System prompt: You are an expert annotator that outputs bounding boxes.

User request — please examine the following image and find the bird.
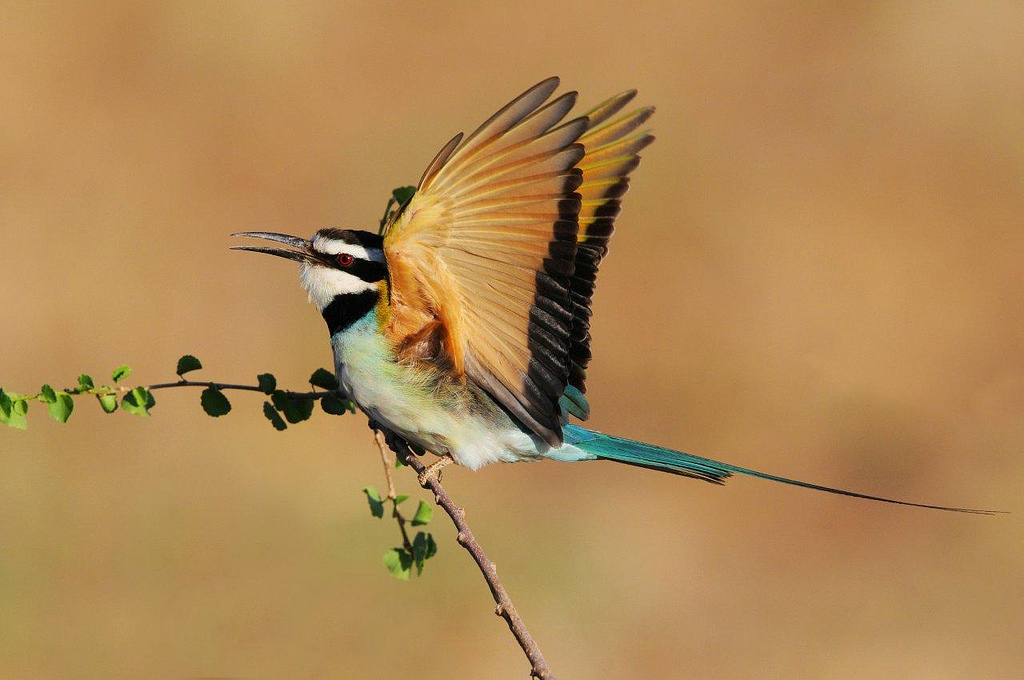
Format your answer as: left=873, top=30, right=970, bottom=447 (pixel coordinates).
left=233, top=77, right=994, bottom=515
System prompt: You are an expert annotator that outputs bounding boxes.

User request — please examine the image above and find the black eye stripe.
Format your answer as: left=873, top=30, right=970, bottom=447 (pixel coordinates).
left=337, top=257, right=387, bottom=283
left=310, top=229, right=387, bottom=282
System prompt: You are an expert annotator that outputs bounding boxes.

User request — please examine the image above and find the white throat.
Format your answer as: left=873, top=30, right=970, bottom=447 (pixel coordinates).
left=299, top=262, right=377, bottom=310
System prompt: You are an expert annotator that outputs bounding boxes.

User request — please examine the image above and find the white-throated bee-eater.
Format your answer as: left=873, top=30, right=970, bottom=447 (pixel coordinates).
left=234, top=77, right=993, bottom=514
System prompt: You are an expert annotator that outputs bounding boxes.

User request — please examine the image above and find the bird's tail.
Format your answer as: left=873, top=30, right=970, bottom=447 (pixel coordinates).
left=562, top=425, right=999, bottom=515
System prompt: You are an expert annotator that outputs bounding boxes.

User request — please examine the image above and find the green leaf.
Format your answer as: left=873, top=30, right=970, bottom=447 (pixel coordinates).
left=383, top=547, right=413, bottom=580
left=4, top=396, right=28, bottom=429
left=47, top=391, right=74, bottom=423
left=362, top=487, right=384, bottom=518
left=262, top=401, right=287, bottom=431
left=309, top=368, right=337, bottom=390
left=122, top=386, right=155, bottom=416
left=394, top=494, right=409, bottom=505
left=0, top=389, right=10, bottom=425
left=6, top=409, right=28, bottom=429
left=320, top=393, right=351, bottom=416
left=287, top=398, right=315, bottom=424
left=77, top=374, right=94, bottom=391
left=411, top=500, right=433, bottom=526
left=412, top=532, right=427, bottom=575
left=97, top=393, right=119, bottom=413
left=1, top=391, right=28, bottom=429
left=412, top=531, right=438, bottom=575
left=111, top=365, right=132, bottom=383
left=392, top=185, right=416, bottom=205
left=271, top=391, right=314, bottom=424
left=176, top=354, right=202, bottom=377
left=257, top=373, right=277, bottom=394
left=200, top=387, right=231, bottom=417
left=39, top=384, right=57, bottom=403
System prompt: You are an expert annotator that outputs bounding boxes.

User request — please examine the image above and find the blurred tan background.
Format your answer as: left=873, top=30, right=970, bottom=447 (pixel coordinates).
left=1, top=2, right=1022, bottom=678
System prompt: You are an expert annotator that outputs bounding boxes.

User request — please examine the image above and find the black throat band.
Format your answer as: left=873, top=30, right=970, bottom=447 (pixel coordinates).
left=322, top=290, right=379, bottom=336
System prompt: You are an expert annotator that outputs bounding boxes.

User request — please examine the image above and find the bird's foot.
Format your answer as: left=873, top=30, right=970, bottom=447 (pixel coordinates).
left=417, top=454, right=454, bottom=487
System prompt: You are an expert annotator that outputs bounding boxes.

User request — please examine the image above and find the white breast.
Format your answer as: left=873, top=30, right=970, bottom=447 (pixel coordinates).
left=331, top=313, right=544, bottom=469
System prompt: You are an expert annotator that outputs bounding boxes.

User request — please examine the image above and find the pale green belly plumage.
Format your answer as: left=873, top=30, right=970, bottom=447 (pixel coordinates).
left=331, top=312, right=579, bottom=469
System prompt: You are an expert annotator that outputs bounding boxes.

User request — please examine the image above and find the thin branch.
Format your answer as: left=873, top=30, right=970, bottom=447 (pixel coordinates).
left=146, top=380, right=330, bottom=400
left=381, top=435, right=556, bottom=680
left=19, top=369, right=551, bottom=676
left=61, top=379, right=333, bottom=401
left=373, top=431, right=415, bottom=552
left=373, top=430, right=398, bottom=500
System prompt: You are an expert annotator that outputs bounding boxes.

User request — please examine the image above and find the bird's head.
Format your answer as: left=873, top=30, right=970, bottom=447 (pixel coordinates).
left=232, top=228, right=387, bottom=334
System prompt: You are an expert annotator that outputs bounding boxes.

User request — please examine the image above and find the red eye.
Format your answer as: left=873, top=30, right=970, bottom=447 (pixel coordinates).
left=337, top=253, right=354, bottom=267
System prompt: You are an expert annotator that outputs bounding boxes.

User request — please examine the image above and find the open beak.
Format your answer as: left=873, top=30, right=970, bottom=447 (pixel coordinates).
left=230, top=231, right=318, bottom=264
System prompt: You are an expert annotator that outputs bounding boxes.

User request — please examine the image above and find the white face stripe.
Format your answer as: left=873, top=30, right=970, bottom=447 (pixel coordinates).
left=311, top=235, right=385, bottom=262
left=299, top=262, right=377, bottom=310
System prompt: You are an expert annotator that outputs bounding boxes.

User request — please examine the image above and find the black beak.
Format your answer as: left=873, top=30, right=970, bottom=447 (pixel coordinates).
left=230, top=231, right=318, bottom=264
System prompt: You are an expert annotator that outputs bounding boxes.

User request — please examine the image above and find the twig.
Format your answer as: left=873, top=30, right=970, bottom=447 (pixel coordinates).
left=373, top=430, right=398, bottom=500
left=381, top=435, right=556, bottom=680
left=12, top=366, right=553, bottom=676
left=372, top=431, right=416, bottom=552
left=62, top=379, right=332, bottom=401
left=146, top=380, right=330, bottom=400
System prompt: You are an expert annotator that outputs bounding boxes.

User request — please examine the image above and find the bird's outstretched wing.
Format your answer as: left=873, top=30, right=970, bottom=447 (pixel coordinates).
left=382, top=77, right=653, bottom=445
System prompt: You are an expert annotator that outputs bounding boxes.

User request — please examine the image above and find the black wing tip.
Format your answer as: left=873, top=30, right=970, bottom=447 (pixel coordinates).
left=637, top=132, right=656, bottom=150
left=635, top=106, right=656, bottom=125
left=525, top=76, right=561, bottom=100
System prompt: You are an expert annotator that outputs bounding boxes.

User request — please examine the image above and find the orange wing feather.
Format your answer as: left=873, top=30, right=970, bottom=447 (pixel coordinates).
left=382, top=78, right=654, bottom=444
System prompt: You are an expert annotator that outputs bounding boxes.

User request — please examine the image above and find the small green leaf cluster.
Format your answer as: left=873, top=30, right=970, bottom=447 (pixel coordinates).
left=378, top=185, right=417, bottom=233
left=181, top=356, right=354, bottom=429
left=4, top=353, right=430, bottom=582
left=2, top=355, right=356, bottom=431
left=362, top=487, right=438, bottom=579
left=1, top=365, right=152, bottom=429
left=260, top=367, right=354, bottom=431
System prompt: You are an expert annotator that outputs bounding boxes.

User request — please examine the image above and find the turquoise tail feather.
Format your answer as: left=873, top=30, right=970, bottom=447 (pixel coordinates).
left=559, top=385, right=590, bottom=421
left=562, top=425, right=998, bottom=515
